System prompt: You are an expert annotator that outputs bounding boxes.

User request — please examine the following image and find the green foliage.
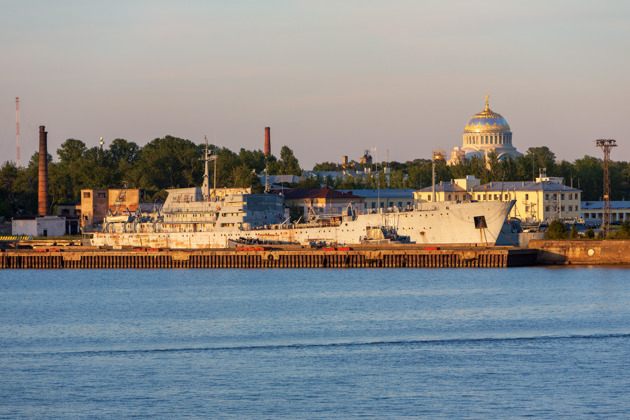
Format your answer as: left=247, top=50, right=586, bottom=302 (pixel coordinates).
left=569, top=225, right=579, bottom=239
left=545, top=220, right=568, bottom=240
left=268, top=146, right=301, bottom=175
left=288, top=203, right=303, bottom=222
left=585, top=228, right=595, bottom=239
left=609, top=222, right=630, bottom=239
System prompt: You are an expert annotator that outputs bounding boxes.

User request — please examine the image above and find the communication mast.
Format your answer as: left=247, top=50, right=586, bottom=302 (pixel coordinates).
left=595, top=139, right=617, bottom=236
left=15, top=97, right=20, bottom=167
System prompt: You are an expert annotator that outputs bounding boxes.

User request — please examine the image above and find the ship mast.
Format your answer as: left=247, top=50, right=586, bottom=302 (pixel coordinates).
left=201, top=136, right=218, bottom=199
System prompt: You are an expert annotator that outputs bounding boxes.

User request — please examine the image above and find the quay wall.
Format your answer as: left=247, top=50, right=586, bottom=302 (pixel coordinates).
left=530, top=239, right=630, bottom=265
left=0, top=247, right=537, bottom=269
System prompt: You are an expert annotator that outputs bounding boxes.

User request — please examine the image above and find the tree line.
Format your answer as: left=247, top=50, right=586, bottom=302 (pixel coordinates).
left=0, top=135, right=627, bottom=219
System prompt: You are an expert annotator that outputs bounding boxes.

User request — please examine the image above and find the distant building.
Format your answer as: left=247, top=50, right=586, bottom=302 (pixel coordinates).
left=341, top=189, right=416, bottom=212
left=81, top=188, right=157, bottom=232
left=413, top=175, right=481, bottom=203
left=56, top=201, right=81, bottom=235
left=276, top=187, right=364, bottom=220
left=415, top=174, right=581, bottom=223
left=581, top=201, right=630, bottom=224
left=448, top=95, right=522, bottom=166
left=12, top=216, right=66, bottom=237
left=304, top=167, right=394, bottom=185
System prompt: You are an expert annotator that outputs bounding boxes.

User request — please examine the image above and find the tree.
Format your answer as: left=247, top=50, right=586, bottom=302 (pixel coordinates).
left=545, top=220, right=568, bottom=239
left=574, top=155, right=603, bottom=201
left=0, top=161, right=20, bottom=218
left=137, top=136, right=202, bottom=193
left=279, top=146, right=301, bottom=175
left=526, top=146, right=557, bottom=177
left=230, top=164, right=264, bottom=193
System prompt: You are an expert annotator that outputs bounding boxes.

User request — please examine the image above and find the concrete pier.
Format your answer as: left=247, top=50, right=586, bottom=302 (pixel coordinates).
left=0, top=246, right=537, bottom=269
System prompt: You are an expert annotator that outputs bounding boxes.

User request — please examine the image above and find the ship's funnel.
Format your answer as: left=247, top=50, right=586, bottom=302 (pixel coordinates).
left=38, top=125, right=49, bottom=216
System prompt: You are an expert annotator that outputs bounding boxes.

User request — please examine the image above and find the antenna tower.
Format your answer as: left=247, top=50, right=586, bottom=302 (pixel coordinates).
left=15, top=97, right=20, bottom=167
left=595, top=139, right=617, bottom=236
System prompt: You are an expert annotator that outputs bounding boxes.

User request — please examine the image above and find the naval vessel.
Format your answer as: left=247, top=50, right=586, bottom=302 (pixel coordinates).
left=91, top=146, right=514, bottom=249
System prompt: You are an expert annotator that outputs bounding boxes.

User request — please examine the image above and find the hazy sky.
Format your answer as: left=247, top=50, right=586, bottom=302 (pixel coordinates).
left=1, top=0, right=629, bottom=169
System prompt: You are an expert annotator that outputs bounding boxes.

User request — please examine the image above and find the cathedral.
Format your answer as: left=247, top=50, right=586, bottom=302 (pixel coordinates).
left=447, top=95, right=522, bottom=165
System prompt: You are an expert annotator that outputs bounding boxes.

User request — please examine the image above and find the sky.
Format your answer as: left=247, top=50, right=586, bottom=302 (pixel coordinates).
left=1, top=0, right=629, bottom=170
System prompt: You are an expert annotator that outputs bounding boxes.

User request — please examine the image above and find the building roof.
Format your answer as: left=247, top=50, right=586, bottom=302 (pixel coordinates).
left=582, top=201, right=630, bottom=210
left=464, top=95, right=511, bottom=134
left=339, top=189, right=416, bottom=199
left=417, top=183, right=468, bottom=193
left=472, top=181, right=581, bottom=193
left=276, top=188, right=363, bottom=200
left=258, top=174, right=304, bottom=184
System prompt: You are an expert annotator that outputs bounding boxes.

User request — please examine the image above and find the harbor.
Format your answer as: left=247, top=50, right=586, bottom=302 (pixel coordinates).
left=0, top=244, right=537, bottom=269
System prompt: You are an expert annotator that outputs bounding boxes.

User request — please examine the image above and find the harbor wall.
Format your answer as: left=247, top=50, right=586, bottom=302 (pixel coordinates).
left=530, top=239, right=630, bottom=265
left=0, top=247, right=537, bottom=269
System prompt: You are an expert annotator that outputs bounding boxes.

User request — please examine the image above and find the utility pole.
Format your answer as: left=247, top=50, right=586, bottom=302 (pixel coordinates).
left=15, top=97, right=20, bottom=167
left=595, top=139, right=617, bottom=236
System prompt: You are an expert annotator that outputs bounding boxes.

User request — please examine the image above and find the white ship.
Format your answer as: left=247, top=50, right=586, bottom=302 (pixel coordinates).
left=91, top=146, right=514, bottom=249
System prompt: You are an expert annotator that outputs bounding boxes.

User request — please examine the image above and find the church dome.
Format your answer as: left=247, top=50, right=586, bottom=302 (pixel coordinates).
left=464, top=95, right=511, bottom=133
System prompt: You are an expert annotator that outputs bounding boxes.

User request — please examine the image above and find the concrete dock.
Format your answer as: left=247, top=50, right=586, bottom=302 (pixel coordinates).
left=0, top=246, right=538, bottom=269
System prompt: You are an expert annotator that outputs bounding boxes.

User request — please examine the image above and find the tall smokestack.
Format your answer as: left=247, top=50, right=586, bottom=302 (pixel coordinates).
left=264, top=127, right=271, bottom=156
left=38, top=125, right=49, bottom=216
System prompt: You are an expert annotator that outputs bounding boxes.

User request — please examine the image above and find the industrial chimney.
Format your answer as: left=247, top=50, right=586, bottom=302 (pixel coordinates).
left=264, top=127, right=271, bottom=156
left=38, top=125, right=49, bottom=216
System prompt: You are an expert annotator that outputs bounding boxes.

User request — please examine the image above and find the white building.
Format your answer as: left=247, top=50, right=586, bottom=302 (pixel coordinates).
left=581, top=201, right=630, bottom=225
left=12, top=216, right=66, bottom=237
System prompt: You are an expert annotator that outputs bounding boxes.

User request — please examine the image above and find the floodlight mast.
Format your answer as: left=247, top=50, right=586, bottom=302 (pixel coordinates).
left=595, top=139, right=617, bottom=236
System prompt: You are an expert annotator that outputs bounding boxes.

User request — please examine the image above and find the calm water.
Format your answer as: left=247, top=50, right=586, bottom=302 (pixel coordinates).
left=1, top=267, right=630, bottom=419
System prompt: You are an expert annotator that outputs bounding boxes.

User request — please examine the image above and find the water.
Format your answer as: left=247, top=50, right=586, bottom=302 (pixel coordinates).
left=1, top=267, right=630, bottom=418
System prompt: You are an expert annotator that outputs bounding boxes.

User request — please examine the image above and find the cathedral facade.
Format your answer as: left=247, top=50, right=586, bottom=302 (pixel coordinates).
left=447, top=95, right=522, bottom=165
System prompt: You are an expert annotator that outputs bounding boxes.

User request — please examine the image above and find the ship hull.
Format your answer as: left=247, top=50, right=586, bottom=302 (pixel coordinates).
left=91, top=200, right=514, bottom=249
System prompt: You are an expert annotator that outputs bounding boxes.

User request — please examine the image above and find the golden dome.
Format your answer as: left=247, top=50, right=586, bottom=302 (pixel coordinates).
left=464, top=95, right=511, bottom=133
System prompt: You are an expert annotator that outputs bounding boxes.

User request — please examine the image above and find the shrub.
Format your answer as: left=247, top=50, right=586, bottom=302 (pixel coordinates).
left=545, top=220, right=568, bottom=240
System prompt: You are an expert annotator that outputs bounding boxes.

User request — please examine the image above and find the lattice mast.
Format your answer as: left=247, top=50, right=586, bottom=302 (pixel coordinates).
left=15, top=97, right=20, bottom=167
left=595, top=139, right=617, bottom=236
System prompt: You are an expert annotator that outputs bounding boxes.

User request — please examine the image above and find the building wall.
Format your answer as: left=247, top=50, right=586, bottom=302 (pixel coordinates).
left=284, top=197, right=365, bottom=219
left=81, top=188, right=143, bottom=232
left=12, top=217, right=66, bottom=237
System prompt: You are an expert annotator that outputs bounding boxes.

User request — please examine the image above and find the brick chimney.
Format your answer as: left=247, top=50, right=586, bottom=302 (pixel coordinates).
left=265, top=127, right=271, bottom=156
left=38, top=125, right=49, bottom=216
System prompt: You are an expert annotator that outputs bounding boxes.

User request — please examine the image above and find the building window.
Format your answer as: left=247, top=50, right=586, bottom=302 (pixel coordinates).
left=569, top=205, right=573, bottom=211
left=525, top=194, right=529, bottom=200
left=546, top=206, right=550, bottom=212
left=569, top=193, right=572, bottom=200
left=552, top=194, right=557, bottom=199
left=398, top=202, right=402, bottom=208
left=561, top=194, right=565, bottom=200
left=97, top=193, right=106, bottom=199
left=494, top=194, right=498, bottom=200
left=447, top=194, right=451, bottom=201
left=371, top=202, right=376, bottom=209
left=545, top=194, right=549, bottom=200
left=477, top=195, right=481, bottom=200
left=83, top=192, right=91, bottom=198
left=561, top=206, right=565, bottom=212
